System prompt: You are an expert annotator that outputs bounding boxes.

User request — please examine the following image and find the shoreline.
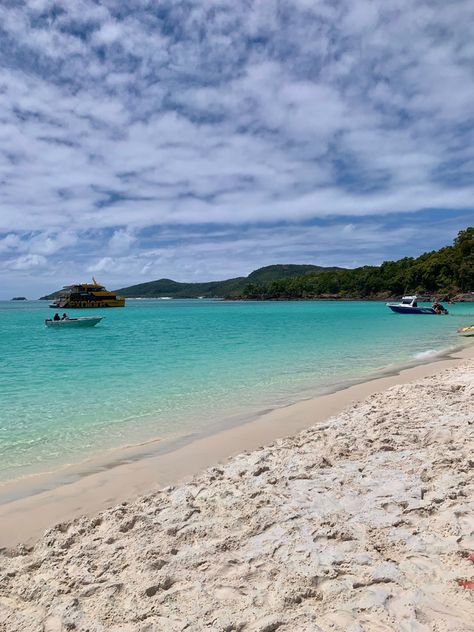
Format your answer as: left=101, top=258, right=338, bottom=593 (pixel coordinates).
left=2, top=347, right=473, bottom=630
left=0, top=339, right=467, bottom=501
left=0, top=339, right=464, bottom=499
left=0, top=341, right=473, bottom=547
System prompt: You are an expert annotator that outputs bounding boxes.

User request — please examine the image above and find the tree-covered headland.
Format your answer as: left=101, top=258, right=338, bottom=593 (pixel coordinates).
left=238, top=228, right=474, bottom=300
left=40, top=228, right=474, bottom=301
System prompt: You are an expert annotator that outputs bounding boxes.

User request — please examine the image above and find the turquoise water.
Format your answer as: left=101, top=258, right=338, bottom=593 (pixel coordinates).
left=0, top=299, right=473, bottom=484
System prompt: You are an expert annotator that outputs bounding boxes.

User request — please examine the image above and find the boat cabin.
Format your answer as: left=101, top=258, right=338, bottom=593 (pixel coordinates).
left=400, top=296, right=418, bottom=307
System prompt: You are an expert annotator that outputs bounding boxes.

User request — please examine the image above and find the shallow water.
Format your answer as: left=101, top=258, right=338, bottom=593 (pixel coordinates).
left=0, top=299, right=473, bottom=483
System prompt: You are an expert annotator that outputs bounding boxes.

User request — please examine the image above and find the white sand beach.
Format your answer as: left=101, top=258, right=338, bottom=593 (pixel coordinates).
left=1, top=353, right=473, bottom=631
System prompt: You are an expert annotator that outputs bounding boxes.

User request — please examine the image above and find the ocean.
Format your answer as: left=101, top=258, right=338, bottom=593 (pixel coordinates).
left=0, top=298, right=473, bottom=484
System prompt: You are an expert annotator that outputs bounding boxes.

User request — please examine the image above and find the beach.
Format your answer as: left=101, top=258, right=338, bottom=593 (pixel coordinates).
left=2, top=0, right=473, bottom=627
left=1, top=347, right=473, bottom=631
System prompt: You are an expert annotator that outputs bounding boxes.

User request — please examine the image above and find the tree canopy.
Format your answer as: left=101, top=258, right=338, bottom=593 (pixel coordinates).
left=237, top=228, right=474, bottom=300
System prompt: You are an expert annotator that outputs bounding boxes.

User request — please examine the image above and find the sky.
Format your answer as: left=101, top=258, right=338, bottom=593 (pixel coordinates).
left=0, top=0, right=473, bottom=298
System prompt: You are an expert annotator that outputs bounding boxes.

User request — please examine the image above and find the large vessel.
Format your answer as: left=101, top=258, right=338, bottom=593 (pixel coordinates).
left=50, top=278, right=125, bottom=309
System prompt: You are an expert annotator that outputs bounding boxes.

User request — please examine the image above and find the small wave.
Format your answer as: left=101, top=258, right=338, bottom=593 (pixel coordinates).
left=413, top=348, right=444, bottom=360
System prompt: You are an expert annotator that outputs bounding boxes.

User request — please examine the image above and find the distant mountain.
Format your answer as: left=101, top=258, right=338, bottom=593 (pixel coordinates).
left=247, top=264, right=344, bottom=283
left=114, top=276, right=246, bottom=299
left=39, top=230, right=474, bottom=301
left=114, top=265, right=340, bottom=298
left=39, top=290, right=61, bottom=300
left=40, top=264, right=341, bottom=300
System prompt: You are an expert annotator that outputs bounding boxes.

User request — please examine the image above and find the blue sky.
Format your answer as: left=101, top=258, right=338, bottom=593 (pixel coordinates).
left=0, top=0, right=473, bottom=297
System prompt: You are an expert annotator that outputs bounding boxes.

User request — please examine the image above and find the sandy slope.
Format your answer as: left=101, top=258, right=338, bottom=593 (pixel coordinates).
left=1, top=361, right=473, bottom=632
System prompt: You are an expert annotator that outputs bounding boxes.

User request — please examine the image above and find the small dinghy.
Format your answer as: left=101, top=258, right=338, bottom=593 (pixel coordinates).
left=458, top=325, right=474, bottom=337
left=45, top=316, right=103, bottom=328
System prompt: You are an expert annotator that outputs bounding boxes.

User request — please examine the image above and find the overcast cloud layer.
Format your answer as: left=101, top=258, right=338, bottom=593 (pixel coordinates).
left=0, top=0, right=473, bottom=297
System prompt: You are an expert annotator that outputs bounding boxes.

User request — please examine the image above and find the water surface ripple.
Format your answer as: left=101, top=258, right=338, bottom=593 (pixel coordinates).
left=0, top=299, right=472, bottom=482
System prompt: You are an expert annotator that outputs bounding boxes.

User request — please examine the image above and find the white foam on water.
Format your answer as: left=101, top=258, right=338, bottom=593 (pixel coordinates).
left=413, top=348, right=444, bottom=360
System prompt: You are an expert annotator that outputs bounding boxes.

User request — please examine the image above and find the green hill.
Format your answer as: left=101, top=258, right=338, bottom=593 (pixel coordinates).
left=40, top=229, right=473, bottom=301
left=40, top=290, right=61, bottom=300
left=238, top=228, right=474, bottom=300
left=39, top=264, right=336, bottom=300
left=114, top=264, right=335, bottom=298
left=247, top=264, right=343, bottom=283
left=114, top=276, right=245, bottom=299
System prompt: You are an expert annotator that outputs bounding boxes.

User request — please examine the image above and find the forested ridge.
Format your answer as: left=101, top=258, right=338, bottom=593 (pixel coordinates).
left=41, top=265, right=340, bottom=299
left=40, top=229, right=473, bottom=301
left=112, top=264, right=342, bottom=298
left=237, top=228, right=474, bottom=300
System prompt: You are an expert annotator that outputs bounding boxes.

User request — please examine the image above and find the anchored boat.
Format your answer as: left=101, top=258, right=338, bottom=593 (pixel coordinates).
left=45, top=316, right=103, bottom=328
left=386, top=296, right=437, bottom=314
left=50, top=277, right=125, bottom=309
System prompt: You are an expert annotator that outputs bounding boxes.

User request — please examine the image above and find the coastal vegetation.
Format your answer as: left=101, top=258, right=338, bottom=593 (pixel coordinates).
left=114, top=264, right=345, bottom=298
left=41, top=265, right=341, bottom=300
left=238, top=228, right=474, bottom=300
left=40, top=228, right=473, bottom=301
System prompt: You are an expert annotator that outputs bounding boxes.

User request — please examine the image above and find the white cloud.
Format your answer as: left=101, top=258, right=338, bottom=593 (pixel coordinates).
left=108, top=229, right=136, bottom=254
left=0, top=234, right=21, bottom=253
left=0, top=0, right=472, bottom=296
left=93, top=21, right=123, bottom=45
left=28, top=231, right=78, bottom=255
left=86, top=257, right=115, bottom=273
left=9, top=254, right=47, bottom=270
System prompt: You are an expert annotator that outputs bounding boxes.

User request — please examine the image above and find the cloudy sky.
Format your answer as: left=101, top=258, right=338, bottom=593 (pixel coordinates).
left=0, top=0, right=473, bottom=297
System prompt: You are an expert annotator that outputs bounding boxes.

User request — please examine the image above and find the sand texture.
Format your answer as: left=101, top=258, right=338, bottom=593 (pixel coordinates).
left=1, top=361, right=473, bottom=631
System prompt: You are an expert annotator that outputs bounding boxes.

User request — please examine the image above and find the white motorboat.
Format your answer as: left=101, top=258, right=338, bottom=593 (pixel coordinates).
left=45, top=316, right=103, bottom=328
left=386, top=296, right=437, bottom=314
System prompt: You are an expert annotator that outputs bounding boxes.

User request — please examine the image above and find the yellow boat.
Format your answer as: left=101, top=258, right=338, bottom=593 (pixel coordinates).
left=50, top=278, right=125, bottom=309
left=458, top=325, right=474, bottom=337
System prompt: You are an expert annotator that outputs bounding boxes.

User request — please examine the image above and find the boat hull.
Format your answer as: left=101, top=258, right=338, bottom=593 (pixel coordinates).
left=387, top=305, right=436, bottom=314
left=50, top=299, right=124, bottom=308
left=45, top=317, right=103, bottom=328
left=458, top=325, right=474, bottom=337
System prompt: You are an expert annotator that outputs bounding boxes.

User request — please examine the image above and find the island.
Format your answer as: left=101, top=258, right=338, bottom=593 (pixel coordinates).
left=40, top=228, right=473, bottom=302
